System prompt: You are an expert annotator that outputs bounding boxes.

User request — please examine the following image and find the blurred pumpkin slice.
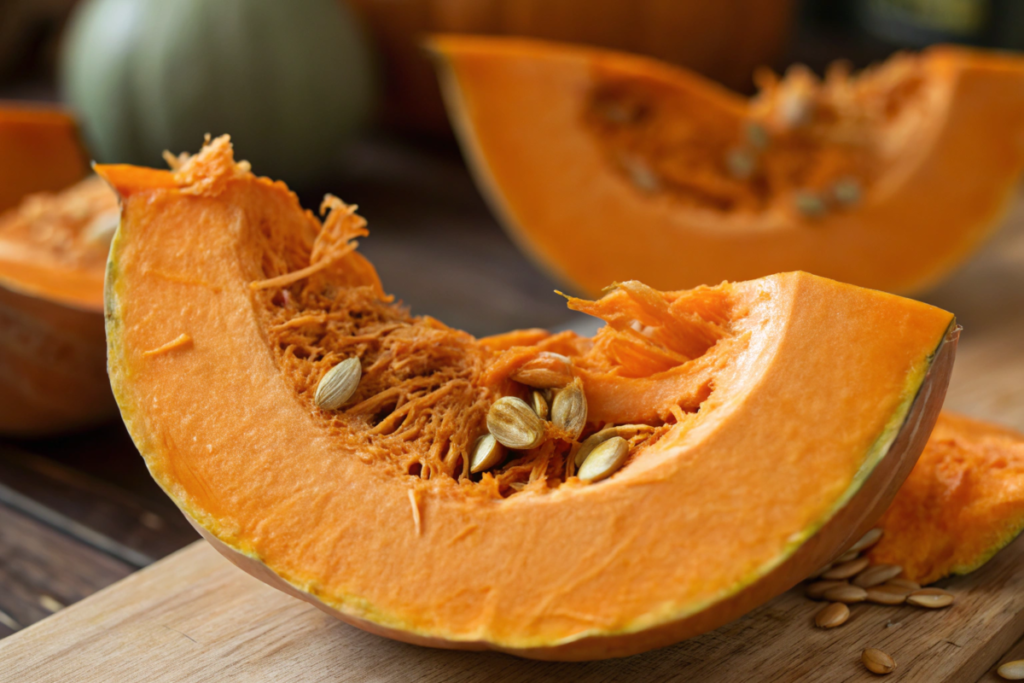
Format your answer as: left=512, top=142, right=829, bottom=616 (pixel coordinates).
left=869, top=413, right=1024, bottom=585
left=0, top=103, right=119, bottom=435
left=430, top=37, right=1024, bottom=296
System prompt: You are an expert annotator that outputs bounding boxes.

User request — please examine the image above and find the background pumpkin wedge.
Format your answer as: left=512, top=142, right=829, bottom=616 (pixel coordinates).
left=0, top=103, right=90, bottom=213
left=0, top=105, right=118, bottom=435
left=429, top=37, right=1024, bottom=297
left=98, top=136, right=957, bottom=661
left=868, top=412, right=1024, bottom=585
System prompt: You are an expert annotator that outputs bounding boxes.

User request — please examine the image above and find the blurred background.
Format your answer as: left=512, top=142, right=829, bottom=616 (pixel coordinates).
left=2, top=0, right=1023, bottom=643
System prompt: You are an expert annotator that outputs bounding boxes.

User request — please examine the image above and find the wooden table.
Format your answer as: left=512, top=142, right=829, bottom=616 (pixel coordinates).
left=1, top=138, right=1023, bottom=680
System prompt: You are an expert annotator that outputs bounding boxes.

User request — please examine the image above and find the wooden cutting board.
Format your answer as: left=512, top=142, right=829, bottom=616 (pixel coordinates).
left=3, top=201, right=1024, bottom=682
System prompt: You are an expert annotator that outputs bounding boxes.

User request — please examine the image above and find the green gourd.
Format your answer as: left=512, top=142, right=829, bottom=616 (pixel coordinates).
left=60, top=0, right=377, bottom=186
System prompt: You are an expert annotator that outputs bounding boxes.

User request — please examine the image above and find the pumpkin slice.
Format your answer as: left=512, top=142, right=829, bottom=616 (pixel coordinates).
left=0, top=177, right=119, bottom=435
left=869, top=412, right=1024, bottom=585
left=0, top=106, right=118, bottom=435
left=0, top=103, right=90, bottom=213
left=98, top=136, right=957, bottom=660
left=430, top=37, right=1024, bottom=296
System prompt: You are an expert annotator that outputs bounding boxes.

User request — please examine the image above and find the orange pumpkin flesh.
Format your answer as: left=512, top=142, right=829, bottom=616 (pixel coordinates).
left=98, top=137, right=956, bottom=660
left=869, top=412, right=1024, bottom=585
left=430, top=38, right=1024, bottom=297
left=0, top=104, right=90, bottom=213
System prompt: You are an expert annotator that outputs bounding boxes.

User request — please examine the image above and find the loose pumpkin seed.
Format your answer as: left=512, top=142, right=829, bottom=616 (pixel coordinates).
left=470, top=434, right=505, bottom=474
left=906, top=588, right=954, bottom=609
left=850, top=528, right=884, bottom=552
left=487, top=397, right=546, bottom=450
left=623, top=157, right=661, bottom=193
left=866, top=585, right=910, bottom=606
left=530, top=391, right=549, bottom=421
left=835, top=549, right=860, bottom=564
left=998, top=660, right=1024, bottom=680
left=814, top=602, right=849, bottom=629
left=511, top=352, right=574, bottom=388
left=806, top=580, right=849, bottom=600
left=823, top=584, right=868, bottom=604
left=794, top=190, right=827, bottom=218
left=314, top=357, right=361, bottom=410
left=821, top=557, right=870, bottom=580
left=83, top=209, right=121, bottom=245
left=726, top=148, right=756, bottom=179
left=862, top=648, right=896, bottom=675
left=832, top=176, right=863, bottom=206
left=552, top=378, right=587, bottom=441
left=578, top=436, right=629, bottom=482
left=853, top=564, right=903, bottom=588
left=885, top=578, right=920, bottom=591
left=809, top=563, right=834, bottom=580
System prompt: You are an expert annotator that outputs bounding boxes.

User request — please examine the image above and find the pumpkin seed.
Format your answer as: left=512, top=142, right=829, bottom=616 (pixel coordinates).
left=862, top=648, right=896, bottom=675
left=530, top=391, right=549, bottom=421
left=853, top=564, right=903, bottom=588
left=822, top=557, right=870, bottom=580
left=511, top=352, right=574, bottom=388
left=998, top=660, right=1024, bottom=680
left=885, top=578, right=920, bottom=591
left=623, top=157, right=661, bottom=193
left=809, top=563, right=834, bottom=580
left=552, top=378, right=587, bottom=441
left=832, top=176, right=862, bottom=206
left=726, top=148, right=756, bottom=179
left=823, top=584, right=868, bottom=603
left=906, top=588, right=954, bottom=609
left=314, top=357, right=361, bottom=410
left=487, top=397, right=546, bottom=450
left=814, top=602, right=849, bottom=629
left=835, top=549, right=860, bottom=564
left=794, top=190, right=827, bottom=218
left=573, top=424, right=652, bottom=467
left=469, top=434, right=505, bottom=474
left=866, top=585, right=910, bottom=605
left=745, top=121, right=770, bottom=150
left=850, top=528, right=883, bottom=552
left=806, top=580, right=848, bottom=600
left=578, top=436, right=629, bottom=482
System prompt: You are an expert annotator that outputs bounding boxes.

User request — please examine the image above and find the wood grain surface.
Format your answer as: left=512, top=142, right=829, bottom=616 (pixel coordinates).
left=1, top=156, right=1023, bottom=681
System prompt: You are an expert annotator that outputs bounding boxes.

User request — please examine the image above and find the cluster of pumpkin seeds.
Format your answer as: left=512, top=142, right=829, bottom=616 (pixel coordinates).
left=805, top=527, right=958, bottom=676
left=471, top=352, right=643, bottom=484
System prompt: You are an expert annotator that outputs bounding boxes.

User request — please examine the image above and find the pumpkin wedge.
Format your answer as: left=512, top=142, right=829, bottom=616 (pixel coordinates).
left=869, top=412, right=1024, bottom=585
left=430, top=37, right=1024, bottom=296
left=0, top=104, right=89, bottom=213
left=0, top=104, right=118, bottom=435
left=98, top=137, right=957, bottom=660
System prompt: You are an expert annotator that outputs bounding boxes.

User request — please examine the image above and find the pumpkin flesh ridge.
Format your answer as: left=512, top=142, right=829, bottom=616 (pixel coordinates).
left=869, top=412, right=1024, bottom=585
left=432, top=38, right=1024, bottom=296
left=100, top=137, right=955, bottom=657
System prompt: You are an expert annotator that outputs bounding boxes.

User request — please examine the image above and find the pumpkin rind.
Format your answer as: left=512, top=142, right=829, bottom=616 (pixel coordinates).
left=431, top=37, right=1024, bottom=296
left=99, top=138, right=957, bottom=660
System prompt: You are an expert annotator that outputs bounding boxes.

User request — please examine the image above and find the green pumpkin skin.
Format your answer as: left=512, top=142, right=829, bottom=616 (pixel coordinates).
left=60, top=0, right=377, bottom=187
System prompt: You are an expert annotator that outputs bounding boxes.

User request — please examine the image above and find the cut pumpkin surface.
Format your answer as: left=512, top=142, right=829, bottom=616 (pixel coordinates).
left=431, top=37, right=1024, bottom=296
left=98, top=137, right=957, bottom=660
left=0, top=106, right=118, bottom=435
left=870, top=412, right=1024, bottom=585
left=0, top=104, right=90, bottom=213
